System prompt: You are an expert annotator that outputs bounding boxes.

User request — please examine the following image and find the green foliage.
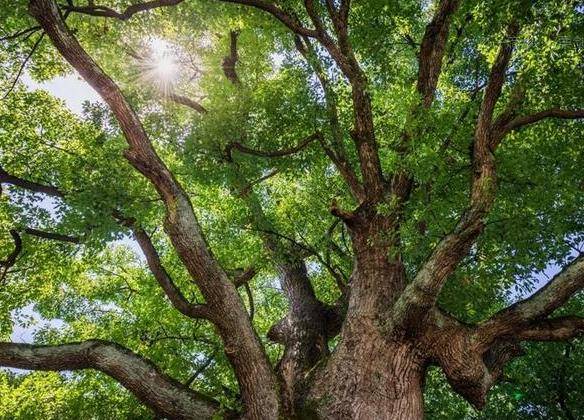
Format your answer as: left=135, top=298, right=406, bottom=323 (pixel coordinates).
left=0, top=0, right=583, bottom=417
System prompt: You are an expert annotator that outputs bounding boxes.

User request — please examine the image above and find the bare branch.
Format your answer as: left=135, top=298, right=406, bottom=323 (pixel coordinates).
left=0, top=340, right=220, bottom=419
left=62, top=0, right=184, bottom=21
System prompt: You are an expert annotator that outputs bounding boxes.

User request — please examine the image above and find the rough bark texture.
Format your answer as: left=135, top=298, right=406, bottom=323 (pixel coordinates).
left=0, top=340, right=220, bottom=419
left=1, top=1, right=580, bottom=419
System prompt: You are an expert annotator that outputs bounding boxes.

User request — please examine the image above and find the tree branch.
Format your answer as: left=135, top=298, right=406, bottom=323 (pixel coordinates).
left=29, top=2, right=279, bottom=412
left=127, top=221, right=211, bottom=320
left=222, top=30, right=240, bottom=85
left=23, top=227, right=80, bottom=243
left=294, top=36, right=365, bottom=201
left=481, top=254, right=584, bottom=340
left=168, top=93, right=208, bottom=114
left=225, top=132, right=322, bottom=161
left=515, top=316, right=584, bottom=342
left=0, top=165, right=64, bottom=198
left=393, top=23, right=520, bottom=328
left=0, top=340, right=220, bottom=419
left=218, top=0, right=317, bottom=37
left=499, top=108, right=584, bottom=136
left=417, top=0, right=460, bottom=107
left=62, top=0, right=184, bottom=21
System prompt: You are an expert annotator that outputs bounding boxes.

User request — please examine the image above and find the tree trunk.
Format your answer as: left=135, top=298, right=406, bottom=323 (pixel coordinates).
left=307, top=337, right=425, bottom=419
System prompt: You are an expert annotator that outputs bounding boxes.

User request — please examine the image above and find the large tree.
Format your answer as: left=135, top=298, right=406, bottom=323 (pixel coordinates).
left=0, top=0, right=583, bottom=418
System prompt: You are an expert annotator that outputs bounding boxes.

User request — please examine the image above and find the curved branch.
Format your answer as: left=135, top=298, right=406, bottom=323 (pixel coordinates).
left=500, top=108, right=584, bottom=136
left=225, top=132, right=322, bottom=161
left=130, top=223, right=212, bottom=320
left=62, top=0, right=184, bottom=21
left=0, top=230, right=22, bottom=284
left=218, top=0, right=317, bottom=37
left=0, top=340, right=220, bottom=419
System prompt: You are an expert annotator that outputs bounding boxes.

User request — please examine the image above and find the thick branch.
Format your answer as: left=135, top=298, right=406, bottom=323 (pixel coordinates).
left=515, top=316, right=584, bottom=342
left=481, top=254, right=584, bottom=340
left=417, top=0, right=460, bottom=107
left=222, top=30, right=240, bottom=85
left=394, top=23, right=520, bottom=328
left=63, top=0, right=184, bottom=21
left=0, top=340, right=219, bottom=419
left=30, top=2, right=279, bottom=414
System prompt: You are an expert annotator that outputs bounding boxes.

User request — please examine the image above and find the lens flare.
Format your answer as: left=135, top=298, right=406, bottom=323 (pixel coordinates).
left=137, top=38, right=179, bottom=96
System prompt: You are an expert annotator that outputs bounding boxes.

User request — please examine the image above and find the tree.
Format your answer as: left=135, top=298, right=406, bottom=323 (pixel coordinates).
left=0, top=0, right=583, bottom=418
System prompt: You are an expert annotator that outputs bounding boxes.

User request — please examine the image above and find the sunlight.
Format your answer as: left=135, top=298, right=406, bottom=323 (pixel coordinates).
left=138, top=37, right=180, bottom=95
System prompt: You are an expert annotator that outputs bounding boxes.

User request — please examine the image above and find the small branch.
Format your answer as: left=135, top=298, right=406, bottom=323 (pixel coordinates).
left=114, top=213, right=211, bottom=321
left=0, top=26, right=41, bottom=42
left=2, top=32, right=45, bottom=100
left=0, top=165, right=64, bottom=198
left=224, top=132, right=322, bottom=161
left=168, top=93, right=208, bottom=114
left=23, top=227, right=79, bottom=243
left=0, top=230, right=23, bottom=284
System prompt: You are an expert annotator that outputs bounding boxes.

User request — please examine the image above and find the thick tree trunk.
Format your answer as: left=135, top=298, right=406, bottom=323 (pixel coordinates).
left=307, top=337, right=425, bottom=419
left=303, top=212, right=425, bottom=419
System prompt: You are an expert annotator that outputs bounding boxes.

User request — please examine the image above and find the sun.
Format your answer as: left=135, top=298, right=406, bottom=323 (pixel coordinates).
left=137, top=37, right=180, bottom=95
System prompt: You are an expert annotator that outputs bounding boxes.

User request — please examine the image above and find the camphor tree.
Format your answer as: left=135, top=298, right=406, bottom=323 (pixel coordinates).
left=0, top=0, right=583, bottom=418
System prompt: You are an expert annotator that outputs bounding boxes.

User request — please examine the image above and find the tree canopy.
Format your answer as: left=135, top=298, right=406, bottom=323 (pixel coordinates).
left=0, top=0, right=583, bottom=418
